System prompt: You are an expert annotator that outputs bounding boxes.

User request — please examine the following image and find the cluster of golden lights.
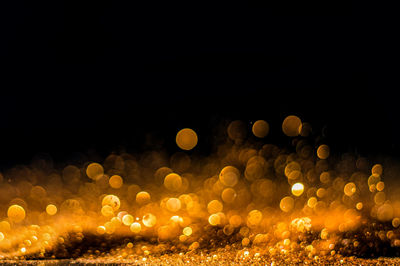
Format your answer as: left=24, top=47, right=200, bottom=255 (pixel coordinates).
left=1, top=116, right=400, bottom=261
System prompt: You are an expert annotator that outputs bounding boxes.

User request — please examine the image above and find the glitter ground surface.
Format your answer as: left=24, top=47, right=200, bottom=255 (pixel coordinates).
left=1, top=117, right=400, bottom=264
left=2, top=251, right=400, bottom=265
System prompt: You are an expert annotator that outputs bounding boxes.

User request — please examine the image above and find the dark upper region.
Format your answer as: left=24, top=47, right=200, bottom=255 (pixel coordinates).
left=0, top=1, right=397, bottom=167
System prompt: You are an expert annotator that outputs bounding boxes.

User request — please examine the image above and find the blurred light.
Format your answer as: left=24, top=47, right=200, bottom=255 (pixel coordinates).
left=166, top=198, right=182, bottom=212
left=221, top=188, right=237, bottom=203
left=46, top=204, right=57, bottom=216
left=282, top=115, right=302, bottom=137
left=344, top=182, right=356, bottom=197
left=86, top=163, right=104, bottom=181
left=317, top=145, right=330, bottom=160
left=130, top=222, right=141, bottom=233
left=109, top=175, right=123, bottom=189
left=219, top=166, right=239, bottom=187
left=136, top=191, right=151, bottom=205
left=252, top=120, right=269, bottom=138
left=102, top=195, right=121, bottom=211
left=280, top=196, right=294, bottom=212
left=207, top=200, right=223, bottom=214
left=164, top=173, right=183, bottom=191
left=122, top=214, right=134, bottom=226
left=291, top=183, right=304, bottom=196
left=176, top=128, right=198, bottom=150
left=7, top=205, right=25, bottom=222
left=143, top=213, right=157, bottom=228
left=183, top=226, right=192, bottom=236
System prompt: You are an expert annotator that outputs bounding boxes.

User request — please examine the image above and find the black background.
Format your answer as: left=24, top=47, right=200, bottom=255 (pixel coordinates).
left=0, top=1, right=398, bottom=168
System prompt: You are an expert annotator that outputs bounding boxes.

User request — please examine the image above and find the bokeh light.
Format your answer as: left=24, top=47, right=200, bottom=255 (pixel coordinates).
left=164, top=173, right=183, bottom=191
left=282, top=115, right=302, bottom=137
left=219, top=166, right=239, bottom=187
left=143, top=213, right=157, bottom=228
left=291, top=182, right=304, bottom=196
left=317, top=144, right=330, bottom=160
left=86, top=163, right=104, bottom=181
left=7, top=204, right=25, bottom=222
left=102, top=195, right=121, bottom=211
left=46, top=204, right=58, bottom=216
left=0, top=116, right=399, bottom=264
left=109, top=175, right=123, bottom=189
left=252, top=120, right=269, bottom=138
left=176, top=128, right=198, bottom=150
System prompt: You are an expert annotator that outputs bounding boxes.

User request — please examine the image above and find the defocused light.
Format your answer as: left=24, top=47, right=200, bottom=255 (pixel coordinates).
left=252, top=120, right=269, bottom=138
left=282, top=115, right=302, bottom=137
left=208, top=214, right=221, bottom=226
left=376, top=181, right=385, bottom=191
left=109, top=175, right=123, bottom=189
left=97, top=226, right=106, bottom=235
left=7, top=205, right=25, bottom=222
left=183, top=226, right=192, bottom=236
left=130, top=222, right=141, bottom=233
left=102, top=195, right=121, bottom=211
left=344, top=182, right=356, bottom=196
left=207, top=200, right=223, bottom=214
left=136, top=191, right=151, bottom=205
left=166, top=198, right=182, bottom=212
left=291, top=183, right=304, bottom=196
left=143, top=213, right=157, bottom=227
left=280, top=196, right=294, bottom=212
left=122, top=214, right=134, bottom=226
left=46, top=204, right=57, bottom=216
left=227, top=120, right=247, bottom=141
left=372, top=164, right=383, bottom=176
left=176, top=128, right=198, bottom=150
left=247, top=210, right=262, bottom=226
left=317, top=145, right=330, bottom=160
left=86, top=163, right=104, bottom=181
left=101, top=205, right=114, bottom=217
left=164, top=173, right=183, bottom=191
left=219, top=166, right=239, bottom=187
left=221, top=188, right=237, bottom=203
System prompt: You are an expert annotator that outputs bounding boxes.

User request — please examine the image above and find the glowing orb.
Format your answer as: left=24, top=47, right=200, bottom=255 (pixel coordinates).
left=282, top=115, right=302, bottom=137
left=207, top=200, right=223, bottom=214
left=317, top=144, right=330, bottom=160
left=183, top=226, right=192, bottom=236
left=252, top=120, right=269, bottom=138
left=164, top=173, right=183, bottom=191
left=136, top=191, right=151, bottom=205
left=122, top=214, right=134, bottom=226
left=130, top=222, right=141, bottom=233
left=208, top=213, right=221, bottom=226
left=166, top=198, right=182, bottom=212
left=221, top=188, right=237, bottom=203
left=280, top=196, right=294, bottom=212
left=291, top=183, right=304, bottom=196
left=219, top=166, right=239, bottom=187
left=7, top=205, right=26, bottom=222
left=86, top=163, right=104, bottom=181
left=96, top=226, right=106, bottom=235
left=143, top=213, right=157, bottom=228
left=102, top=195, right=121, bottom=211
left=46, top=204, right=58, bottom=216
left=344, top=182, right=356, bottom=196
left=109, top=175, right=123, bottom=189
left=176, top=128, right=198, bottom=150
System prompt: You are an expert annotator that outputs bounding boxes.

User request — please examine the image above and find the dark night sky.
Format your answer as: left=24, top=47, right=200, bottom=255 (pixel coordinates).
left=0, top=1, right=398, bottom=168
